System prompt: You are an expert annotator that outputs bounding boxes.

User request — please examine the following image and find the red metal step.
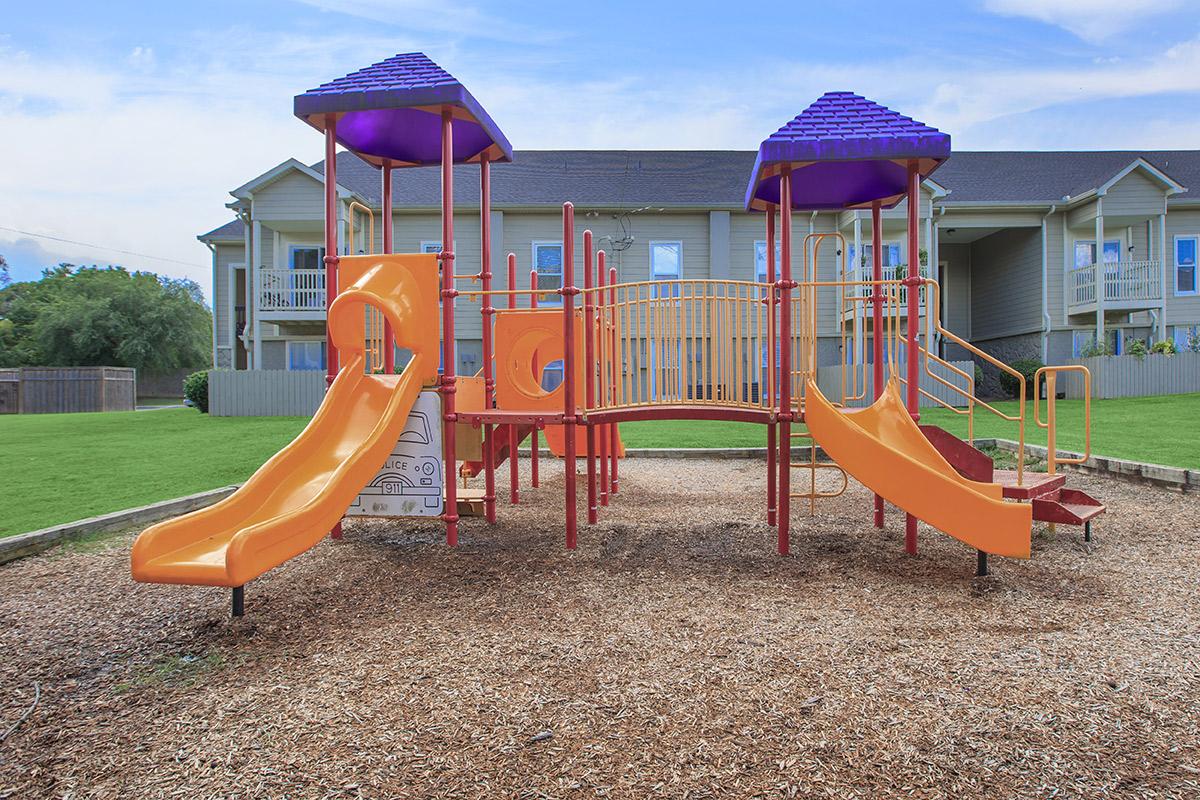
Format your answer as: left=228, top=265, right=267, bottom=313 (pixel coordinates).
left=919, top=425, right=994, bottom=483
left=993, top=470, right=1066, bottom=501
left=1031, top=487, right=1106, bottom=526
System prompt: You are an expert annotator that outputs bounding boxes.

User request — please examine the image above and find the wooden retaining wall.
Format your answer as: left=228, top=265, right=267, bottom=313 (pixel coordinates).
left=209, top=370, right=326, bottom=417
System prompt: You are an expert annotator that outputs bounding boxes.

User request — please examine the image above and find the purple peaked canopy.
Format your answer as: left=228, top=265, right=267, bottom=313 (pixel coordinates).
left=294, top=52, right=513, bottom=168
left=744, top=92, right=950, bottom=212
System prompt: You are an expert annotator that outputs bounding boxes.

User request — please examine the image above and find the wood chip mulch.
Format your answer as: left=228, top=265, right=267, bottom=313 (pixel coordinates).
left=1, top=458, right=1198, bottom=798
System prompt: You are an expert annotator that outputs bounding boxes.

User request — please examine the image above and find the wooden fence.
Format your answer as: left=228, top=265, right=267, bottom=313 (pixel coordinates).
left=0, top=367, right=136, bottom=414
left=209, top=370, right=326, bottom=417
left=1064, top=353, right=1200, bottom=399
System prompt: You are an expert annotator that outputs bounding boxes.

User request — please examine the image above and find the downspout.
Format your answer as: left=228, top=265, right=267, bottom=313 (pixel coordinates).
left=204, top=240, right=217, bottom=368
left=1041, top=203, right=1057, bottom=363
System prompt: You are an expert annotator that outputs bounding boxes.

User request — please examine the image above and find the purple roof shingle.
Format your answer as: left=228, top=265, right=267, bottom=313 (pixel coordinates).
left=746, top=92, right=951, bottom=211
left=294, top=52, right=513, bottom=169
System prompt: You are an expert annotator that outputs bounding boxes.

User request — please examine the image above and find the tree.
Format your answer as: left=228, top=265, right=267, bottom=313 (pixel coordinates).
left=0, top=265, right=212, bottom=372
left=0, top=254, right=10, bottom=289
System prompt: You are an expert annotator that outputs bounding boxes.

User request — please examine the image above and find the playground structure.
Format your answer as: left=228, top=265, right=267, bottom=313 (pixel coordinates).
left=132, top=54, right=1105, bottom=615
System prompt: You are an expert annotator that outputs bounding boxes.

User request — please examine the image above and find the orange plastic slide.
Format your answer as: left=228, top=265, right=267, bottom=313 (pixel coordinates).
left=131, top=254, right=440, bottom=587
left=803, top=378, right=1031, bottom=558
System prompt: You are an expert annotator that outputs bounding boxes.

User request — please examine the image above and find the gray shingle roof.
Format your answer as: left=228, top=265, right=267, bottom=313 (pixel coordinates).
left=315, top=149, right=1197, bottom=210
left=198, top=219, right=245, bottom=241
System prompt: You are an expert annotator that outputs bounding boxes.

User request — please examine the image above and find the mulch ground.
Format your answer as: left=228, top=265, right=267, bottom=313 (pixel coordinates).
left=1, top=458, right=1197, bottom=799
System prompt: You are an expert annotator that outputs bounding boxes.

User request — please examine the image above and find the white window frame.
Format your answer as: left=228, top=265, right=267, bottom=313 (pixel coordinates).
left=859, top=241, right=905, bottom=278
left=531, top=240, right=564, bottom=306
left=1074, top=238, right=1122, bottom=269
left=1174, top=234, right=1198, bottom=296
left=649, top=240, right=682, bottom=280
left=286, top=340, right=327, bottom=371
left=288, top=244, right=325, bottom=270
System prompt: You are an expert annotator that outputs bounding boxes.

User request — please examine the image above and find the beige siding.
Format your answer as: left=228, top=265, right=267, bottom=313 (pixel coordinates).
left=252, top=170, right=326, bottom=221
left=1102, top=169, right=1167, bottom=217
left=1045, top=211, right=1066, bottom=327
left=939, top=243, right=971, bottom=345
left=970, top=227, right=1042, bottom=341
left=1066, top=199, right=1098, bottom=228
left=213, top=243, right=244, bottom=350
left=392, top=212, right=484, bottom=339
left=1166, top=208, right=1200, bottom=325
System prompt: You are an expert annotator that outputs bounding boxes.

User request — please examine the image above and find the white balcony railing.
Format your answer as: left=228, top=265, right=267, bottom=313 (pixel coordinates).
left=258, top=268, right=326, bottom=313
left=842, top=266, right=930, bottom=311
left=1069, top=260, right=1162, bottom=309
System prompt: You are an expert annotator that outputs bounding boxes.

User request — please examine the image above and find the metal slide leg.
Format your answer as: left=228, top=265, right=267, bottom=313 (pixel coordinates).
left=975, top=551, right=988, bottom=578
left=1084, top=520, right=1092, bottom=543
left=232, top=585, right=245, bottom=617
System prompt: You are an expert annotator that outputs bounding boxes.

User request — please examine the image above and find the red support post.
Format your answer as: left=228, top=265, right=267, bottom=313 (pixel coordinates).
left=322, top=116, right=343, bottom=541
left=562, top=203, right=578, bottom=548
left=871, top=200, right=885, bottom=529
left=608, top=265, right=619, bottom=496
left=597, top=250, right=609, bottom=507
left=904, top=161, right=921, bottom=555
left=479, top=155, right=496, bottom=523
left=765, top=205, right=777, bottom=527
left=439, top=109, right=459, bottom=547
left=507, top=252, right=519, bottom=505
left=583, top=230, right=598, bottom=525
left=529, top=267, right=540, bottom=488
left=778, top=170, right=793, bottom=556
left=382, top=159, right=396, bottom=374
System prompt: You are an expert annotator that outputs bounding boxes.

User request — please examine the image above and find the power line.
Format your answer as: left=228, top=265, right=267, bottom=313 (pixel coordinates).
left=0, top=226, right=208, bottom=269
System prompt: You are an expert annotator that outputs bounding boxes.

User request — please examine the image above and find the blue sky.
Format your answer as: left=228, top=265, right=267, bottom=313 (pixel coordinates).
left=2, top=0, right=1198, bottom=299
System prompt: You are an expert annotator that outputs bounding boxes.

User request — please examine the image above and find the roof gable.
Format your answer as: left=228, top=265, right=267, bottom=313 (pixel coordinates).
left=1095, top=158, right=1185, bottom=199
left=231, top=158, right=359, bottom=202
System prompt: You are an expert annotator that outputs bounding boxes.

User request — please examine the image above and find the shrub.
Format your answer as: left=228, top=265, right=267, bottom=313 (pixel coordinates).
left=1150, top=339, right=1177, bottom=356
left=183, top=370, right=209, bottom=413
left=999, top=357, right=1043, bottom=399
left=973, top=363, right=984, bottom=391
left=1079, top=338, right=1112, bottom=358
left=1125, top=337, right=1149, bottom=361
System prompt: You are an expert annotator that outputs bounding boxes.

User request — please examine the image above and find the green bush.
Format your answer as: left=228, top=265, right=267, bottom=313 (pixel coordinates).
left=183, top=370, right=209, bottom=413
left=1150, top=339, right=1178, bottom=356
left=999, top=357, right=1043, bottom=399
left=1125, top=337, right=1149, bottom=361
left=973, top=363, right=984, bottom=390
left=1079, top=338, right=1112, bottom=358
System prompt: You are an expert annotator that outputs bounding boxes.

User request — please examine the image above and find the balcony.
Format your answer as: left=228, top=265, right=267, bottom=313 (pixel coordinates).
left=840, top=266, right=930, bottom=322
left=257, top=268, right=326, bottom=319
left=1068, top=260, right=1162, bottom=315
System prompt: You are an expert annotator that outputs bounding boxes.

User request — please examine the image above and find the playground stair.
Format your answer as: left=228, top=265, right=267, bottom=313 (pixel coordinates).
left=919, top=425, right=1106, bottom=538
left=460, top=423, right=533, bottom=479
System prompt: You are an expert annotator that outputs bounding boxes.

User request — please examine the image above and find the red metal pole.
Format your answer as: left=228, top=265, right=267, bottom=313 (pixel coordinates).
left=507, top=252, right=519, bottom=505
left=608, top=265, right=619, bottom=496
left=583, top=230, right=597, bottom=525
left=778, top=170, right=792, bottom=556
left=479, top=155, right=496, bottom=523
left=529, top=267, right=540, bottom=489
left=597, top=250, right=609, bottom=507
left=904, top=161, right=920, bottom=555
left=562, top=203, right=578, bottom=548
left=382, top=159, right=396, bottom=374
left=765, top=205, right=777, bottom=527
left=439, top=109, right=459, bottom=547
left=871, top=200, right=885, bottom=529
left=323, top=116, right=343, bottom=541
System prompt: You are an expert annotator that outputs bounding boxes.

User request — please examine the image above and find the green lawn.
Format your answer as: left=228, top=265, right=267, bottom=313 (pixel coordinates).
left=0, top=409, right=308, bottom=539
left=3, top=393, right=1195, bottom=539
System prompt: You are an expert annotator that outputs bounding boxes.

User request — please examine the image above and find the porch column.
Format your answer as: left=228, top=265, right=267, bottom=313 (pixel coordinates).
left=1094, top=204, right=1105, bottom=347
left=252, top=219, right=263, bottom=370
left=1158, top=212, right=1168, bottom=340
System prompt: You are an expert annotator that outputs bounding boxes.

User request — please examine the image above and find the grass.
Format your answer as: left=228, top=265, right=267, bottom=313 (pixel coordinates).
left=3, top=393, right=1195, bottom=539
left=0, top=409, right=308, bottom=538
left=135, top=396, right=183, bottom=407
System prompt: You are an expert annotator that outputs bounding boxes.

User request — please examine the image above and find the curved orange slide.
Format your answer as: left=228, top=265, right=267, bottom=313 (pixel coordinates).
left=131, top=254, right=440, bottom=587
left=803, top=378, right=1031, bottom=558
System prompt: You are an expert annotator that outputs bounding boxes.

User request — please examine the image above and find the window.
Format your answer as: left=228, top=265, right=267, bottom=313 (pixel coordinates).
left=754, top=240, right=781, bottom=282
left=861, top=242, right=903, bottom=278
left=1074, top=240, right=1120, bottom=269
left=420, top=241, right=443, bottom=255
left=287, top=341, right=326, bottom=371
left=1071, top=329, right=1122, bottom=357
left=289, top=246, right=324, bottom=270
left=650, top=241, right=681, bottom=299
left=1172, top=325, right=1200, bottom=352
left=532, top=241, right=564, bottom=305
left=1176, top=236, right=1198, bottom=295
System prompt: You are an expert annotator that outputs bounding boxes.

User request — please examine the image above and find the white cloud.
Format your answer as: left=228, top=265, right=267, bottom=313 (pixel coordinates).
left=292, top=0, right=562, bottom=44
left=983, top=0, right=1184, bottom=43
